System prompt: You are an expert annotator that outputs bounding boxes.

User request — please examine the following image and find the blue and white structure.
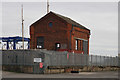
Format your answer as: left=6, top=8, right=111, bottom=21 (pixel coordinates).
left=0, top=36, right=30, bottom=50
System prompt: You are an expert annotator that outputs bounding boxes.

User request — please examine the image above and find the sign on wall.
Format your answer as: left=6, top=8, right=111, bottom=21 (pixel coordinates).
left=34, top=58, right=42, bottom=62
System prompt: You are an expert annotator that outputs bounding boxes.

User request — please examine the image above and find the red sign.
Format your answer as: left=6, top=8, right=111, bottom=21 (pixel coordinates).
left=39, top=62, right=43, bottom=68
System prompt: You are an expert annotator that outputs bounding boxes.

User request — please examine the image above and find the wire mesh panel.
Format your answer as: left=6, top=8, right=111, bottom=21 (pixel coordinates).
left=101, top=56, right=104, bottom=66
left=115, top=57, right=118, bottom=66
left=90, top=55, right=96, bottom=66
left=61, top=53, right=68, bottom=66
left=118, top=56, right=120, bottom=67
left=67, top=53, right=74, bottom=66
left=74, top=54, right=82, bottom=66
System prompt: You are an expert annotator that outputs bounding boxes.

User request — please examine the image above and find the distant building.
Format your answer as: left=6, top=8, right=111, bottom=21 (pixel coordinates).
left=30, top=11, right=90, bottom=54
left=0, top=36, right=30, bottom=50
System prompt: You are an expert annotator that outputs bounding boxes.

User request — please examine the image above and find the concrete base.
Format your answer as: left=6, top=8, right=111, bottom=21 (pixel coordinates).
left=2, top=65, right=33, bottom=74
left=45, top=66, right=120, bottom=74
left=2, top=65, right=120, bottom=74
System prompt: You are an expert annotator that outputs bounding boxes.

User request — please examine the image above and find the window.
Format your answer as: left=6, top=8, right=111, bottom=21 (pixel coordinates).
left=75, top=39, right=78, bottom=50
left=57, top=44, right=60, bottom=48
left=55, top=43, right=61, bottom=50
left=37, top=45, right=42, bottom=49
left=37, top=37, right=44, bottom=49
left=48, top=22, right=53, bottom=27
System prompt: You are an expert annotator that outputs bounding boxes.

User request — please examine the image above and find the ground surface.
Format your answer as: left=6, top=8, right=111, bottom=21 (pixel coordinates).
left=1, top=71, right=119, bottom=78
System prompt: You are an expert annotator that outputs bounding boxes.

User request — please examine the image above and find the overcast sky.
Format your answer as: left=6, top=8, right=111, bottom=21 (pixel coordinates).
left=1, top=1, right=118, bottom=56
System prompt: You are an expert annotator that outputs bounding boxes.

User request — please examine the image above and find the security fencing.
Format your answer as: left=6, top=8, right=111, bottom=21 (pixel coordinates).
left=2, top=50, right=46, bottom=74
left=44, top=51, right=119, bottom=67
left=89, top=55, right=118, bottom=67
left=1, top=50, right=119, bottom=74
left=2, top=50, right=119, bottom=67
left=2, top=50, right=45, bottom=66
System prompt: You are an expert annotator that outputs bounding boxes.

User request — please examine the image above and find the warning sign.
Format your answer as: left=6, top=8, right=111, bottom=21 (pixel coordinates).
left=34, top=58, right=42, bottom=62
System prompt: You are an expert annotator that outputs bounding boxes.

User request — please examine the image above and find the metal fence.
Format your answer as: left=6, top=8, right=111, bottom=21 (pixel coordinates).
left=2, top=50, right=119, bottom=67
left=1, top=50, right=119, bottom=74
left=2, top=50, right=45, bottom=68
left=44, top=51, right=119, bottom=67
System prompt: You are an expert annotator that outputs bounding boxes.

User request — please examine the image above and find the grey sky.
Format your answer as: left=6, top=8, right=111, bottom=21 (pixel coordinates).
left=1, top=2, right=118, bottom=56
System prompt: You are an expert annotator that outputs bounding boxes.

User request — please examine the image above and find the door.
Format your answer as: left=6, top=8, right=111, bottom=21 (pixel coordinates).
left=83, top=41, right=89, bottom=66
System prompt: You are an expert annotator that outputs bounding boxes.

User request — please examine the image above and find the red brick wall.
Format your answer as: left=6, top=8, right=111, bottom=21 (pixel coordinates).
left=30, top=13, right=90, bottom=54
left=30, top=13, right=70, bottom=50
left=70, top=25, right=90, bottom=54
left=30, top=26, right=35, bottom=49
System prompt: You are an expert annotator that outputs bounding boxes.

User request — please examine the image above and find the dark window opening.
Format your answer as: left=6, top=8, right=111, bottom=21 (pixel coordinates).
left=37, top=37, right=44, bottom=49
left=48, top=22, right=53, bottom=27
left=37, top=45, right=43, bottom=49
left=55, top=43, right=61, bottom=50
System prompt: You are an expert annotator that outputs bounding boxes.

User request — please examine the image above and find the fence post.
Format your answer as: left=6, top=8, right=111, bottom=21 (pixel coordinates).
left=85, top=54, right=87, bottom=66
left=100, top=55, right=101, bottom=66
left=96, top=55, right=97, bottom=66
left=80, top=54, right=82, bottom=66
left=91, top=55, right=92, bottom=67
left=87, top=54, right=88, bottom=66
left=110, top=56, right=112, bottom=66
left=103, top=56, right=105, bottom=67
left=82, top=54, right=83, bottom=66
left=106, top=56, right=108, bottom=66
left=108, top=56, right=110, bottom=67
left=116, top=56, right=118, bottom=66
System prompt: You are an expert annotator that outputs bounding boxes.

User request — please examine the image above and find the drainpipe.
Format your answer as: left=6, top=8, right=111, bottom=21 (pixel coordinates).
left=69, top=24, right=74, bottom=51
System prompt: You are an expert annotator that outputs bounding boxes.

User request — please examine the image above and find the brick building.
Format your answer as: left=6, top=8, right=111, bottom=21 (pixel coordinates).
left=30, top=11, right=90, bottom=54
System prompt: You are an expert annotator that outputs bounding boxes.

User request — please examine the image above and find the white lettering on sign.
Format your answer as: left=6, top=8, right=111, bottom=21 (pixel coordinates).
left=34, top=58, right=42, bottom=62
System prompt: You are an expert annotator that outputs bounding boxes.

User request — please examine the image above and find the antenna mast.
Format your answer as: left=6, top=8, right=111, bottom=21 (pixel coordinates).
left=47, top=0, right=49, bottom=13
left=21, top=4, right=24, bottom=49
